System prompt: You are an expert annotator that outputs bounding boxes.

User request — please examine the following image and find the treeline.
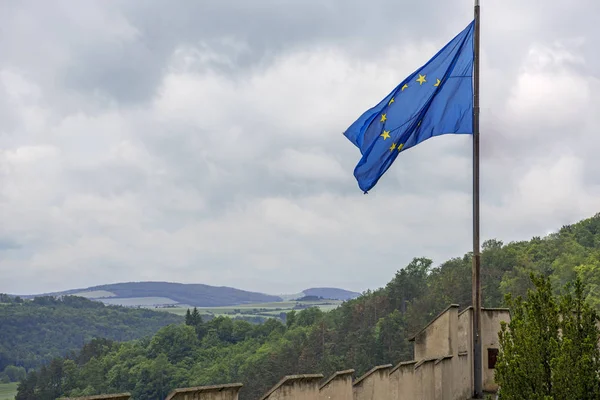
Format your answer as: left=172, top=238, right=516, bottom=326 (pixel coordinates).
left=0, top=295, right=182, bottom=372
left=15, top=213, right=600, bottom=400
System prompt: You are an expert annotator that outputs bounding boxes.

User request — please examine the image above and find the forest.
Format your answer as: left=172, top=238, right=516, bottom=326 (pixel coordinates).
left=13, top=213, right=600, bottom=400
left=0, top=295, right=181, bottom=374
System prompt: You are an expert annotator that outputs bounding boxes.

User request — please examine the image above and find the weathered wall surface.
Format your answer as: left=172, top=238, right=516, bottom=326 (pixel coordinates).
left=319, top=369, right=353, bottom=400
left=456, top=353, right=472, bottom=399
left=457, top=308, right=473, bottom=398
left=390, top=361, right=416, bottom=400
left=412, top=305, right=460, bottom=360
left=437, top=356, right=455, bottom=400
left=415, top=358, right=436, bottom=400
left=352, top=365, right=392, bottom=400
left=481, top=308, right=510, bottom=392
left=261, top=374, right=323, bottom=400
left=165, top=383, right=243, bottom=400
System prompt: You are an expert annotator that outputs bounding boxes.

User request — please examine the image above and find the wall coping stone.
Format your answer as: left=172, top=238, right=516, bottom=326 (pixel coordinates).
left=458, top=306, right=510, bottom=317
left=58, top=394, right=131, bottom=400
left=319, top=369, right=355, bottom=390
left=414, top=357, right=438, bottom=370
left=353, top=364, right=393, bottom=387
left=390, top=360, right=417, bottom=374
left=259, top=374, right=324, bottom=400
left=434, top=355, right=453, bottom=365
left=409, top=304, right=460, bottom=342
left=165, top=383, right=243, bottom=400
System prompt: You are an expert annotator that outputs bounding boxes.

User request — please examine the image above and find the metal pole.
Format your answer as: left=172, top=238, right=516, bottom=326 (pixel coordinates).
left=472, top=0, right=483, bottom=398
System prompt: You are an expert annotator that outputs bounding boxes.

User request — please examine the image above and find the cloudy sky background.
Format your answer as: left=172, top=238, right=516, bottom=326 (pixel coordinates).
left=1, top=0, right=599, bottom=295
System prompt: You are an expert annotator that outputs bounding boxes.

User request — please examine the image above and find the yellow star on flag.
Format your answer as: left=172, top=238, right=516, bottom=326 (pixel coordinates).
left=389, top=143, right=396, bottom=151
left=397, top=143, right=404, bottom=151
left=388, top=98, right=395, bottom=106
left=434, top=78, right=441, bottom=87
left=401, top=84, right=408, bottom=91
left=380, top=114, right=387, bottom=123
left=380, top=130, right=391, bottom=140
left=416, top=74, right=427, bottom=85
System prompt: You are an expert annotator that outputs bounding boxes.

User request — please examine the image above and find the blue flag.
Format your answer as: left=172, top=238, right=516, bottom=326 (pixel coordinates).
left=344, top=21, right=475, bottom=193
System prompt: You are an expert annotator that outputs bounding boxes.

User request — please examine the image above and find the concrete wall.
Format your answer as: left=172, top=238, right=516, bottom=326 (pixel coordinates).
left=411, top=305, right=459, bottom=360
left=165, top=383, right=243, bottom=400
left=389, top=361, right=416, bottom=400
left=58, top=395, right=131, bottom=400
left=352, top=364, right=392, bottom=400
left=260, top=374, right=323, bottom=400
left=319, top=369, right=354, bottom=400
left=414, top=358, right=436, bottom=400
left=435, top=356, right=455, bottom=400
left=456, top=353, right=471, bottom=399
left=481, top=308, right=510, bottom=392
left=457, top=308, right=473, bottom=399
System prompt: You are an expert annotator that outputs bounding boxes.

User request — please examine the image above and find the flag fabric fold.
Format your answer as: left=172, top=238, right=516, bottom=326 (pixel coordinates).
left=343, top=21, right=475, bottom=192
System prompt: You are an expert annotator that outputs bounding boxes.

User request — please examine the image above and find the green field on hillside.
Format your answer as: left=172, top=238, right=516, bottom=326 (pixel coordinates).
left=0, top=382, right=17, bottom=400
left=157, top=299, right=343, bottom=320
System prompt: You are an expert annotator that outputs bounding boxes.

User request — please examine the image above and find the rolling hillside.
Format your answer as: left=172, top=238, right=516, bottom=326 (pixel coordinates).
left=18, top=282, right=359, bottom=308
left=21, top=282, right=283, bottom=307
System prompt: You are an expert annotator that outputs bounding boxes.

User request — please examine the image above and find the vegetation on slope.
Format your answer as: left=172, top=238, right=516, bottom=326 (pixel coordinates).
left=0, top=295, right=181, bottom=372
left=495, top=275, right=600, bottom=399
left=301, top=288, right=360, bottom=301
left=14, top=213, right=600, bottom=400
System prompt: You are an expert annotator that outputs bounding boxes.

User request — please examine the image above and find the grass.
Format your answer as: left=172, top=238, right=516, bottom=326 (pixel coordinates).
left=71, top=290, right=116, bottom=298
left=154, top=299, right=344, bottom=321
left=100, top=296, right=179, bottom=306
left=0, top=382, right=18, bottom=400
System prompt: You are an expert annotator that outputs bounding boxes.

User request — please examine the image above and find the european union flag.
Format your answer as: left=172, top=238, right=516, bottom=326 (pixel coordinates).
left=344, top=21, right=475, bottom=193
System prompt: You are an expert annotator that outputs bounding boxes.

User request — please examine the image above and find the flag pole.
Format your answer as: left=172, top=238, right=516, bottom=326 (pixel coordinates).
left=472, top=0, right=483, bottom=397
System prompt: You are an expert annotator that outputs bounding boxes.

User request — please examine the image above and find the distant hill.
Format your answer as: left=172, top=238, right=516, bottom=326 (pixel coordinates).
left=301, top=287, right=360, bottom=301
left=22, top=282, right=283, bottom=307
left=19, top=282, right=360, bottom=308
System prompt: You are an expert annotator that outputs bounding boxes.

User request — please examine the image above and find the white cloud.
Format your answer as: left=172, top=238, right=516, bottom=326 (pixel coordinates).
left=268, top=148, right=347, bottom=182
left=507, top=42, right=592, bottom=132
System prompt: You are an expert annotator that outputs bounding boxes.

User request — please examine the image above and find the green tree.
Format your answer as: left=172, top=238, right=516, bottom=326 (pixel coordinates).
left=1, top=365, right=26, bottom=382
left=185, top=309, right=192, bottom=326
left=552, top=279, right=600, bottom=399
left=190, top=307, right=202, bottom=326
left=15, top=370, right=38, bottom=400
left=495, top=274, right=600, bottom=399
left=148, top=324, right=197, bottom=364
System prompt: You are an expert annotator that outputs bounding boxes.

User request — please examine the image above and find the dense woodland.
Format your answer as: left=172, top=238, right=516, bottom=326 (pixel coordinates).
left=13, top=213, right=600, bottom=400
left=0, top=296, right=181, bottom=374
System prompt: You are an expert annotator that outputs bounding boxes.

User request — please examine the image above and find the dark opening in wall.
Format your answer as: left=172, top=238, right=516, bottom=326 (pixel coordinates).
left=487, top=348, right=499, bottom=369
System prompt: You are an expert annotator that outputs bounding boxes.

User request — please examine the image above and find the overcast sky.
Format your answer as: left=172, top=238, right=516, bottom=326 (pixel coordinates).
left=1, top=0, right=598, bottom=295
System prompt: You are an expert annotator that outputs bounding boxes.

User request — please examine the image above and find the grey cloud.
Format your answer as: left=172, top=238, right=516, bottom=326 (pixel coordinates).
left=0, top=0, right=599, bottom=294
left=0, top=239, right=20, bottom=251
